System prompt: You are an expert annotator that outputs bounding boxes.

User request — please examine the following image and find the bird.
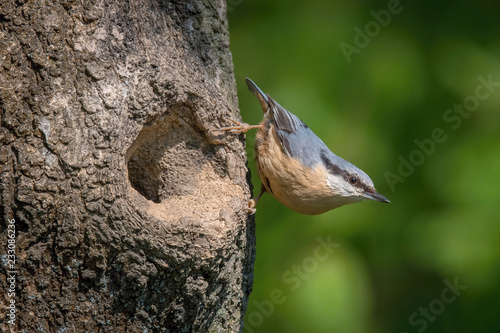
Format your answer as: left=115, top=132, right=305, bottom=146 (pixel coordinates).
left=214, top=78, right=390, bottom=215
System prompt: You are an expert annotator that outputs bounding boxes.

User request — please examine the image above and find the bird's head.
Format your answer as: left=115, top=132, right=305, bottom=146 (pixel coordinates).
left=321, top=151, right=390, bottom=205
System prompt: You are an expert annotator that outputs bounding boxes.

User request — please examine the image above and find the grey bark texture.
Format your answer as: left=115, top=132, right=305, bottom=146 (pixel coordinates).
left=0, top=0, right=255, bottom=332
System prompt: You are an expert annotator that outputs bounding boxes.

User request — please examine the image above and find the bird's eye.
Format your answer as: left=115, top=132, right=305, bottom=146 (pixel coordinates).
left=349, top=177, right=357, bottom=184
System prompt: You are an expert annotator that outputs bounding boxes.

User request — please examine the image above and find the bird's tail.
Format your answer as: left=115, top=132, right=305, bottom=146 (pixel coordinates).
left=246, top=78, right=269, bottom=113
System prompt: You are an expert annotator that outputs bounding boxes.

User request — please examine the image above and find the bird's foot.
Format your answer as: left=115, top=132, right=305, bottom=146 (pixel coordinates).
left=243, top=198, right=257, bottom=215
left=211, top=118, right=262, bottom=134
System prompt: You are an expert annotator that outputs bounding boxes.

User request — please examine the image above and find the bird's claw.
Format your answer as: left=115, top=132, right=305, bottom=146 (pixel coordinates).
left=210, top=118, right=261, bottom=134
left=243, top=199, right=257, bottom=215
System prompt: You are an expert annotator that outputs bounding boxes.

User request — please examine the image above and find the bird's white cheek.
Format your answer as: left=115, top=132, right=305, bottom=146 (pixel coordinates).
left=326, top=175, right=354, bottom=197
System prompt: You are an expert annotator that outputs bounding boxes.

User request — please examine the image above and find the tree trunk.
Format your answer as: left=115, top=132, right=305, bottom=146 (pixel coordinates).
left=0, top=0, right=255, bottom=332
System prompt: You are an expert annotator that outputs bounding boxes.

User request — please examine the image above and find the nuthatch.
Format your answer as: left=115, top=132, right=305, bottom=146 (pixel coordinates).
left=216, top=78, right=390, bottom=215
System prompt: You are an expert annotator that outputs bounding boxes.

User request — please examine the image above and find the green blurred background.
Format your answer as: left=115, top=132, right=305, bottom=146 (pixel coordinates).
left=228, top=0, right=500, bottom=332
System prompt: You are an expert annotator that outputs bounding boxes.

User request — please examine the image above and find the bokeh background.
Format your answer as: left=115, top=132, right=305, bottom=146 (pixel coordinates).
left=228, top=0, right=500, bottom=332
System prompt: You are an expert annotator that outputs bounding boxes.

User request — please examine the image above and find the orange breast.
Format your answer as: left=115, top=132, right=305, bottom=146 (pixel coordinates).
left=254, top=123, right=347, bottom=215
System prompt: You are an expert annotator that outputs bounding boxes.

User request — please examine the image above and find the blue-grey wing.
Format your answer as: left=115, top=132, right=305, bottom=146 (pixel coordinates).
left=268, top=97, right=334, bottom=169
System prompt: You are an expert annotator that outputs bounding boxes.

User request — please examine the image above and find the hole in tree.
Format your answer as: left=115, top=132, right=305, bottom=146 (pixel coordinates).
left=126, top=113, right=207, bottom=204
left=127, top=148, right=162, bottom=203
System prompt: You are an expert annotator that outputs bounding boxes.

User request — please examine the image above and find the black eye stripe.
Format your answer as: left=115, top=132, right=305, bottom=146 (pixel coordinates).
left=321, top=151, right=347, bottom=177
left=320, top=151, right=372, bottom=191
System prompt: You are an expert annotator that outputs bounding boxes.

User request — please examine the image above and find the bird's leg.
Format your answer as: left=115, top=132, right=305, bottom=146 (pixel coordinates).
left=244, top=186, right=266, bottom=215
left=211, top=118, right=262, bottom=134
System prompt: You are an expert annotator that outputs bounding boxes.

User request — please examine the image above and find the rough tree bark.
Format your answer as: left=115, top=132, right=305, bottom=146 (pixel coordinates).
left=0, top=0, right=255, bottom=332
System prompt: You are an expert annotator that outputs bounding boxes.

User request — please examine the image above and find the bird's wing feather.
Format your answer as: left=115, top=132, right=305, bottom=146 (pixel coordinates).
left=267, top=97, right=335, bottom=169
left=268, top=98, right=305, bottom=133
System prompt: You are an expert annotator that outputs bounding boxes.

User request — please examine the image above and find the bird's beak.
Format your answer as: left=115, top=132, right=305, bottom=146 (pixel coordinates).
left=363, top=190, right=391, bottom=203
